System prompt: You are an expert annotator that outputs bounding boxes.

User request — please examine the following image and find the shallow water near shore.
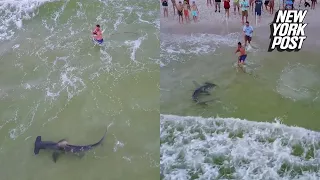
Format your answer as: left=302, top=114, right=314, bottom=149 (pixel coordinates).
left=0, top=0, right=159, bottom=179
left=160, top=2, right=320, bottom=179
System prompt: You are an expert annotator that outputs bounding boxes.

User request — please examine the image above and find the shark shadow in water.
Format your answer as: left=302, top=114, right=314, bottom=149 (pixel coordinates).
left=192, top=81, right=218, bottom=105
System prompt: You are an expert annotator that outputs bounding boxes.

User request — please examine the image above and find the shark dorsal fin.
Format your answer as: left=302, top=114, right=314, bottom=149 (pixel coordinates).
left=192, top=81, right=201, bottom=88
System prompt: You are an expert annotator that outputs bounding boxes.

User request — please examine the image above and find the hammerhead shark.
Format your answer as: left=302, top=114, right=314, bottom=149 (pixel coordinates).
left=34, top=128, right=107, bottom=162
left=192, top=81, right=217, bottom=104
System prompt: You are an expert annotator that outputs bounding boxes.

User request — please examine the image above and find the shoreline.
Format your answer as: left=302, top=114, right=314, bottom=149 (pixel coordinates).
left=160, top=2, right=320, bottom=50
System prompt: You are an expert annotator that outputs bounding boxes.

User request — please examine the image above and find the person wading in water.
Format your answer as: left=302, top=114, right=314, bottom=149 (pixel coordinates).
left=92, top=24, right=103, bottom=44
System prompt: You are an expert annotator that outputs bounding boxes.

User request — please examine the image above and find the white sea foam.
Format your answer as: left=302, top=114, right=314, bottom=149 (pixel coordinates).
left=0, top=0, right=58, bottom=40
left=125, top=34, right=147, bottom=62
left=161, top=114, right=320, bottom=180
left=160, top=32, right=241, bottom=66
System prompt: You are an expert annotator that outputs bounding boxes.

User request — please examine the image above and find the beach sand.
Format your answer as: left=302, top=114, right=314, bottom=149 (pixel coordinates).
left=161, top=0, right=320, bottom=49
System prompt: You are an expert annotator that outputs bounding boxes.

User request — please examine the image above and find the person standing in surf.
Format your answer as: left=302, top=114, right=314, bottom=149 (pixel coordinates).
left=162, top=0, right=169, bottom=17
left=240, top=0, right=249, bottom=24
left=249, top=0, right=255, bottom=14
left=224, top=0, right=230, bottom=18
left=215, top=0, right=221, bottom=12
left=191, top=1, right=199, bottom=22
left=310, top=0, right=316, bottom=10
left=92, top=24, right=103, bottom=44
left=171, top=0, right=177, bottom=15
left=243, top=21, right=253, bottom=47
left=183, top=1, right=190, bottom=22
left=264, top=0, right=269, bottom=11
left=269, top=0, right=274, bottom=14
left=233, top=0, right=240, bottom=15
left=177, top=1, right=184, bottom=23
left=254, top=0, right=262, bottom=23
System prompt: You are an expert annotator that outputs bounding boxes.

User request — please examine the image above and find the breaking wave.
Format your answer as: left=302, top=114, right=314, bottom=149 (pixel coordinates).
left=161, top=114, right=320, bottom=180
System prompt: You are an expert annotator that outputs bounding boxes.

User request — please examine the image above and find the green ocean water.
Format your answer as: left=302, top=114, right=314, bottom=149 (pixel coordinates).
left=160, top=33, right=320, bottom=131
left=0, top=0, right=159, bottom=179
left=160, top=28, right=320, bottom=180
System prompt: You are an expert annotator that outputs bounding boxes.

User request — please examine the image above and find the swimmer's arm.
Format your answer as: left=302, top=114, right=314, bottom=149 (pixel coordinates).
left=235, top=48, right=240, bottom=54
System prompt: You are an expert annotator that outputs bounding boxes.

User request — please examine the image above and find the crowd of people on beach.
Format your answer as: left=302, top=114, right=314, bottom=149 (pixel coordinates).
left=161, top=0, right=317, bottom=24
left=161, top=0, right=317, bottom=71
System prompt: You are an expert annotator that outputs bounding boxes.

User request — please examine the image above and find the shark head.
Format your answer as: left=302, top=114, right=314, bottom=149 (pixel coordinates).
left=34, top=136, right=62, bottom=155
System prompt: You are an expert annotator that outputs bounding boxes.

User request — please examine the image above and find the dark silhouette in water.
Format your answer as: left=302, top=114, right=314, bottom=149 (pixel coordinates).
left=192, top=81, right=217, bottom=104
left=34, top=128, right=107, bottom=162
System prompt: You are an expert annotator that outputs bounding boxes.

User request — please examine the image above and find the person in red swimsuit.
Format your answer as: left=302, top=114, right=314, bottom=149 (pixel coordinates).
left=224, top=0, right=230, bottom=18
left=183, top=1, right=190, bottom=22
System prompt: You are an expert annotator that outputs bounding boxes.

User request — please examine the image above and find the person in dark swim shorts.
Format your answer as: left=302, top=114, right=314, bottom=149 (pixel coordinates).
left=95, top=39, right=104, bottom=44
left=215, top=0, right=221, bottom=12
left=239, top=53, right=247, bottom=63
left=264, top=0, right=269, bottom=10
left=162, top=0, right=169, bottom=17
left=254, top=0, right=262, bottom=23
left=242, top=21, right=253, bottom=47
left=235, top=42, right=247, bottom=65
left=177, top=1, right=184, bottom=23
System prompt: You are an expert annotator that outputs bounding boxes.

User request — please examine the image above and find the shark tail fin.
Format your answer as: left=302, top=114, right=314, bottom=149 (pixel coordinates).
left=92, top=123, right=113, bottom=147
left=91, top=127, right=108, bottom=147
left=34, top=136, right=42, bottom=155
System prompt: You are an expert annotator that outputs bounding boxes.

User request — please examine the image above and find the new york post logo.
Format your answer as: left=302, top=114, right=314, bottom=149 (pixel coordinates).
left=268, top=10, right=308, bottom=52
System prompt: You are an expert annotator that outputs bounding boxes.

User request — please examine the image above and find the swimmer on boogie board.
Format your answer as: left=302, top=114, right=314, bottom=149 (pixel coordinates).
left=92, top=24, right=104, bottom=45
